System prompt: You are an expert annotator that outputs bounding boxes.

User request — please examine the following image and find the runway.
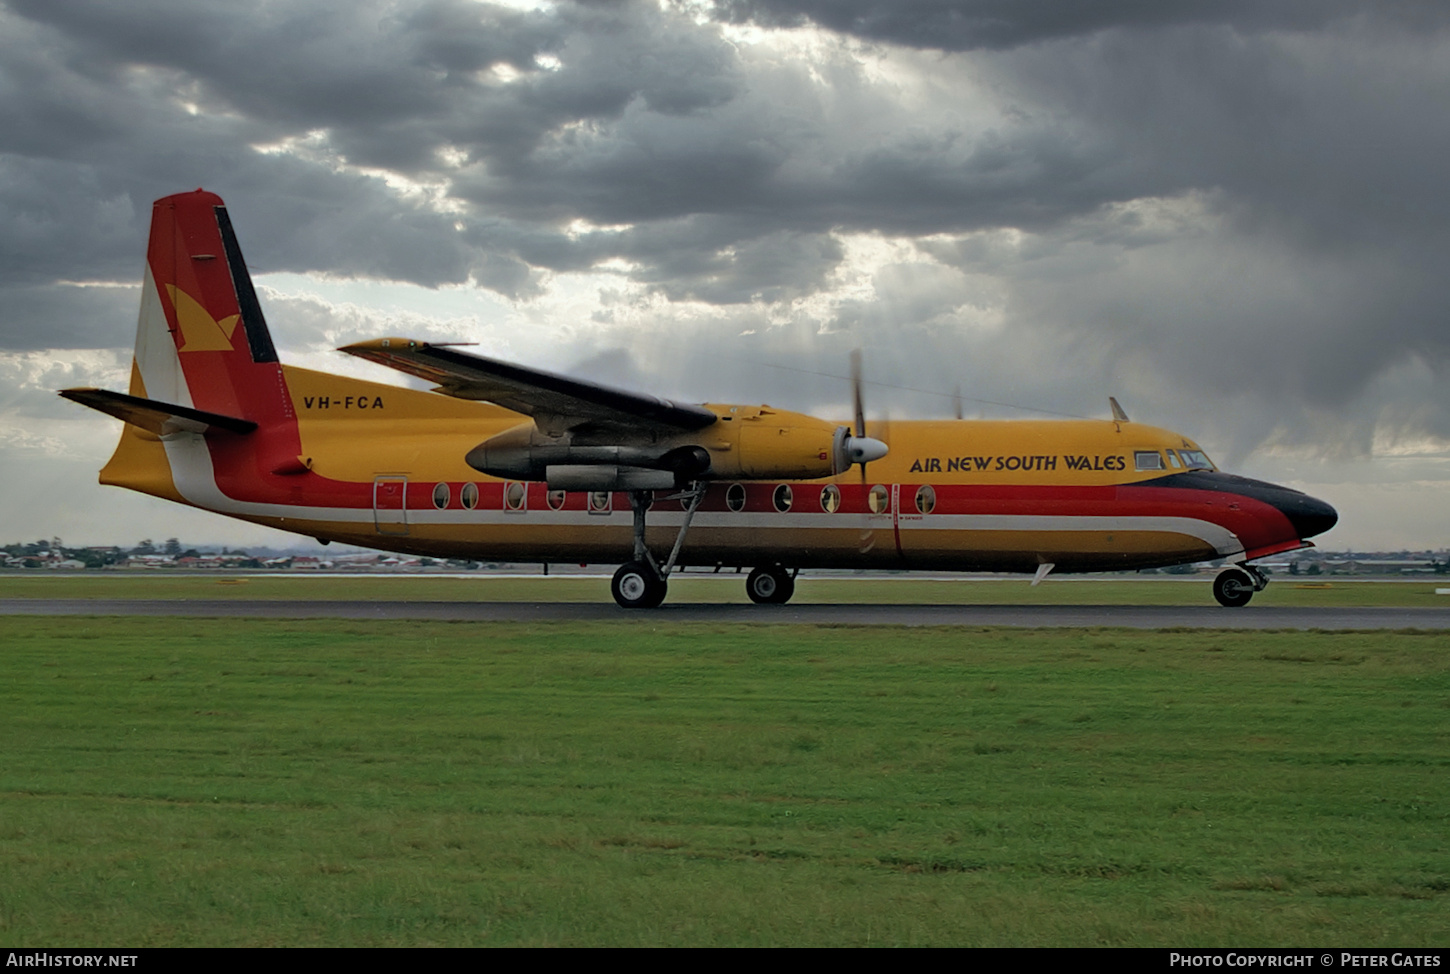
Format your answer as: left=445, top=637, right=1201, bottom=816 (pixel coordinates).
left=3, top=599, right=1448, bottom=629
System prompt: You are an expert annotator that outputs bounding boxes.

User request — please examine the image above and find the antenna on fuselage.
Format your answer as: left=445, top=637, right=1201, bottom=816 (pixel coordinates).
left=1109, top=397, right=1129, bottom=423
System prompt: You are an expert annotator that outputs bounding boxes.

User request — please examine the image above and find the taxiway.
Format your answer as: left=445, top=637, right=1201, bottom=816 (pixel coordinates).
left=2, top=599, right=1446, bottom=629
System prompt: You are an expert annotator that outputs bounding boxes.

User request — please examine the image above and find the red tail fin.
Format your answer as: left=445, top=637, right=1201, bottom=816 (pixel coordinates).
left=144, top=189, right=292, bottom=426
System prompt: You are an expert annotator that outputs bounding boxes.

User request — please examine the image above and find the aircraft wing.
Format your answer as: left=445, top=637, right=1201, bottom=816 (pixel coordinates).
left=340, top=339, right=718, bottom=433
left=58, top=388, right=257, bottom=437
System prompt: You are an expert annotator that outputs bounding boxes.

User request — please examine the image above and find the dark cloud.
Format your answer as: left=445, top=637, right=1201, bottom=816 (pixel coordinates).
left=0, top=156, right=143, bottom=287
left=963, top=22, right=1450, bottom=439
left=710, top=0, right=1450, bottom=52
left=633, top=228, right=846, bottom=304
left=0, top=0, right=1448, bottom=476
left=0, top=283, right=139, bottom=351
left=0, top=0, right=771, bottom=309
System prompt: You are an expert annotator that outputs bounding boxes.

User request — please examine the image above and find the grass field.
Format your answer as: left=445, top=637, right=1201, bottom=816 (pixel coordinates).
left=1, top=616, right=1447, bottom=946
left=2, top=572, right=1448, bottom=606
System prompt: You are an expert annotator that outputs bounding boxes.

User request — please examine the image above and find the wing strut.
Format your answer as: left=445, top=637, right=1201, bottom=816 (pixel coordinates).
left=660, top=484, right=707, bottom=577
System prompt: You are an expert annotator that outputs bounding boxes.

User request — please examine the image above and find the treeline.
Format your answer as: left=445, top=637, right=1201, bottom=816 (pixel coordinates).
left=2, top=538, right=256, bottom=570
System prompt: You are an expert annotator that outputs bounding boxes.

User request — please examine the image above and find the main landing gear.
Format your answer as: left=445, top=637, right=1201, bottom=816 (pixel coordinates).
left=611, top=560, right=668, bottom=609
left=610, top=486, right=705, bottom=610
left=745, top=565, right=795, bottom=605
left=609, top=488, right=802, bottom=609
left=1213, top=564, right=1269, bottom=608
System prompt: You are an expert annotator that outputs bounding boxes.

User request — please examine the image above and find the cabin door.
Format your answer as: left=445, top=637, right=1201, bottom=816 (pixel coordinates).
left=373, top=476, right=409, bottom=536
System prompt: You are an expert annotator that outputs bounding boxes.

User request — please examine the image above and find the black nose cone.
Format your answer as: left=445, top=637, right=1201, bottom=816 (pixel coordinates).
left=1281, top=492, right=1338, bottom=540
left=1158, top=471, right=1339, bottom=543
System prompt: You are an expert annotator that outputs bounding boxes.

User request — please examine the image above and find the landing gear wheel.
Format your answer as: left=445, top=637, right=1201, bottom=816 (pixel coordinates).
left=1213, top=567, right=1255, bottom=608
left=746, top=565, right=795, bottom=605
left=612, top=561, right=667, bottom=609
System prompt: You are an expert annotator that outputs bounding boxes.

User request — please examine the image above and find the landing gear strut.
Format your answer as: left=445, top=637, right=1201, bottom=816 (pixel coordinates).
left=1213, top=564, right=1268, bottom=608
left=746, top=565, right=796, bottom=605
left=610, top=485, right=706, bottom=609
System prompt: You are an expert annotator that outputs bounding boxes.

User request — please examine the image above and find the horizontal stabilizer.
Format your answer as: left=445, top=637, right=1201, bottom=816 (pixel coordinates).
left=59, top=388, right=257, bottom=437
left=340, top=338, right=718, bottom=434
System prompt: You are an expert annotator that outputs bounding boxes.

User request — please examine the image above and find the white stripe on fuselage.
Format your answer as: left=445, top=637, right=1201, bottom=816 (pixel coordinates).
left=895, top=513, right=1242, bottom=555
left=159, top=435, right=1245, bottom=557
left=164, top=433, right=374, bottom=523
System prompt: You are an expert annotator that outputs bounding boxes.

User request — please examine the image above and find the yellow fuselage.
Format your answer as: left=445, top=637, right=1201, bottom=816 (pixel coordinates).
left=96, top=365, right=1318, bottom=573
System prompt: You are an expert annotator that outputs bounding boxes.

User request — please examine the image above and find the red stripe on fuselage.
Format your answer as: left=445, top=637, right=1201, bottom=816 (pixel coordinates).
left=180, top=462, right=1302, bottom=559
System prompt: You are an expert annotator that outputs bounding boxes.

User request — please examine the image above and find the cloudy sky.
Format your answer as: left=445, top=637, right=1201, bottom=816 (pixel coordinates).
left=3, top=0, right=1448, bottom=552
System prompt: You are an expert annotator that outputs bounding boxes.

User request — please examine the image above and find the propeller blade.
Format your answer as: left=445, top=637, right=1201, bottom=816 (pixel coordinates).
left=850, top=349, right=866, bottom=437
left=953, top=384, right=964, bottom=421
left=851, top=349, right=867, bottom=482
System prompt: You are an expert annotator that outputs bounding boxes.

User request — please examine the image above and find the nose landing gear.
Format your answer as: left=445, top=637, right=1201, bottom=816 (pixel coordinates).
left=1213, top=564, right=1269, bottom=608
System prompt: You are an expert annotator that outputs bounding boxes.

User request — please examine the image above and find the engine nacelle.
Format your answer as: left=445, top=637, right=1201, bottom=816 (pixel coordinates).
left=466, top=422, right=712, bottom=484
left=465, top=405, right=887, bottom=486
left=545, top=465, right=675, bottom=491
left=704, top=406, right=886, bottom=480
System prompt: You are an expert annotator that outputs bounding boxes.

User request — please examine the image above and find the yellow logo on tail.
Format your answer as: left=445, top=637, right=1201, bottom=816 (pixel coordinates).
left=166, top=284, right=239, bottom=352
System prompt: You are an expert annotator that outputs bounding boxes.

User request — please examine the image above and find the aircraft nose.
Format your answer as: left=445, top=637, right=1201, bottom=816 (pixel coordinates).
left=1277, top=491, right=1338, bottom=540
left=1196, top=472, right=1338, bottom=543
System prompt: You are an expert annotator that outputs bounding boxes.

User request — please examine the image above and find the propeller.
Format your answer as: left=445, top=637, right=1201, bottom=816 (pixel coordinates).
left=840, top=348, right=892, bottom=555
left=832, top=348, right=889, bottom=480
left=852, top=348, right=866, bottom=451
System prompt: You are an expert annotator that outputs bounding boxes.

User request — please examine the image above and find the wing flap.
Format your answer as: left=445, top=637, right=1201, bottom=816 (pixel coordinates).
left=59, top=388, right=257, bottom=437
left=340, top=339, right=718, bottom=433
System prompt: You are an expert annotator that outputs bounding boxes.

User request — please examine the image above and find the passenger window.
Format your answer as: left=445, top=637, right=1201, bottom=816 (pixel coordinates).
left=914, top=484, right=936, bottom=515
left=432, top=482, right=450, bottom=510
left=726, top=484, right=746, bottom=512
left=588, top=491, right=611, bottom=514
left=460, top=482, right=479, bottom=510
left=820, top=484, right=841, bottom=513
left=504, top=481, right=526, bottom=511
left=868, top=484, right=890, bottom=514
left=772, top=484, right=793, bottom=513
left=1134, top=451, right=1165, bottom=471
left=547, top=489, right=566, bottom=511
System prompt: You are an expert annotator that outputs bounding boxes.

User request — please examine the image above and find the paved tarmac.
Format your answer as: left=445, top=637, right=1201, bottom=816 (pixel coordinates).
left=3, top=598, right=1448, bottom=629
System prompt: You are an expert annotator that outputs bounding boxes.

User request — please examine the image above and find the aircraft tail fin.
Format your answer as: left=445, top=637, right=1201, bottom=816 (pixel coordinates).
left=62, top=190, right=305, bottom=502
left=126, top=189, right=292, bottom=425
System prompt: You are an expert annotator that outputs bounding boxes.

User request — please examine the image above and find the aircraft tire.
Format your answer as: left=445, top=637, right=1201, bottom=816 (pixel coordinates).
left=612, top=561, right=667, bottom=609
left=746, top=565, right=795, bottom=605
left=1213, top=567, right=1255, bottom=608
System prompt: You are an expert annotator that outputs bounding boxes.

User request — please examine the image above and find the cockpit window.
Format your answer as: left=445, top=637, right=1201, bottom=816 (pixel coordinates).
left=1134, top=451, right=1165, bottom=471
left=1177, top=450, right=1214, bottom=470
left=1166, top=451, right=1182, bottom=469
